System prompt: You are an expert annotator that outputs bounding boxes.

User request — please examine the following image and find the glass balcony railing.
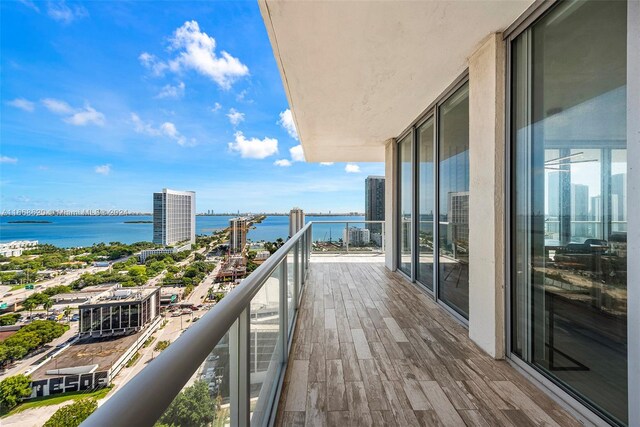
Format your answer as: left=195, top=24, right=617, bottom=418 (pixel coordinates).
left=82, top=223, right=314, bottom=427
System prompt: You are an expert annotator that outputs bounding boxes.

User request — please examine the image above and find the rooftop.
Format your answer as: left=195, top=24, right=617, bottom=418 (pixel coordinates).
left=81, top=287, right=159, bottom=307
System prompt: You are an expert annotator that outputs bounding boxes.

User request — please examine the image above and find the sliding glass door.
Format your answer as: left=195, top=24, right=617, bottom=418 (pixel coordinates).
left=417, top=118, right=435, bottom=290
left=396, top=82, right=470, bottom=319
left=511, top=1, right=628, bottom=424
left=438, top=83, right=470, bottom=317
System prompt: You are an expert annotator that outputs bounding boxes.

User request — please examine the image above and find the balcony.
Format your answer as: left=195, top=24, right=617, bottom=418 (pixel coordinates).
left=83, top=222, right=580, bottom=427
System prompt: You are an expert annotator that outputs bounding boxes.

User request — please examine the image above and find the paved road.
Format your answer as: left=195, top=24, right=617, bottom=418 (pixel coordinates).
left=2, top=266, right=106, bottom=307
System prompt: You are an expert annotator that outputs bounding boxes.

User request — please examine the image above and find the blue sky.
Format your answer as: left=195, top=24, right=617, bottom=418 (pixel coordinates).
left=0, top=0, right=383, bottom=213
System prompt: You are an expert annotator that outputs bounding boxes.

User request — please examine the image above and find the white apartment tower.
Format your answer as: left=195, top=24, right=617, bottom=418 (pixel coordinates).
left=153, top=189, right=196, bottom=247
left=289, top=207, right=305, bottom=237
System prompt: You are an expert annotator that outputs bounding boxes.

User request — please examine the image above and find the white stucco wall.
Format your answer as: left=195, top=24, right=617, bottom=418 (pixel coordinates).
left=468, top=34, right=506, bottom=359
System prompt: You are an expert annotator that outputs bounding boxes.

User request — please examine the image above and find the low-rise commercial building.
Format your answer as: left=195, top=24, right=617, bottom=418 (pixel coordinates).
left=79, top=287, right=160, bottom=337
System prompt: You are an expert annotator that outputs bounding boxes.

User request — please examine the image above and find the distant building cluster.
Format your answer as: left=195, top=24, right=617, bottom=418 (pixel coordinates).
left=152, top=188, right=195, bottom=248
left=0, top=240, right=38, bottom=257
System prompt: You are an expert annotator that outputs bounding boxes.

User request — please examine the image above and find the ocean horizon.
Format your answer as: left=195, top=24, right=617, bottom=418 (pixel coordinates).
left=0, top=215, right=366, bottom=248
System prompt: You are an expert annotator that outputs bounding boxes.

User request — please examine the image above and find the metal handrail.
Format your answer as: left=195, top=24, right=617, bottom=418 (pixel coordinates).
left=82, top=222, right=313, bottom=427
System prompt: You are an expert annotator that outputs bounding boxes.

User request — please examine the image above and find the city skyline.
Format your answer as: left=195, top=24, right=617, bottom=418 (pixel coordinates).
left=0, top=1, right=383, bottom=213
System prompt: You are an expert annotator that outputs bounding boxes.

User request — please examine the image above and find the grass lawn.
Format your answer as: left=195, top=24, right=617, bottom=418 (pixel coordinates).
left=3, top=386, right=112, bottom=417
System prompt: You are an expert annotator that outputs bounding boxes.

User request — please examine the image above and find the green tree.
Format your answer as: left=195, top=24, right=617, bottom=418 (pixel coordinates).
left=156, top=380, right=217, bottom=427
left=0, top=313, right=21, bottom=326
left=43, top=398, right=98, bottom=427
left=63, top=306, right=73, bottom=321
left=0, top=374, right=32, bottom=412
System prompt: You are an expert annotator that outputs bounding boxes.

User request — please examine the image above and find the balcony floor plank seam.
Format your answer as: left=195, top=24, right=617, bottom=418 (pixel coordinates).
left=275, top=260, right=581, bottom=427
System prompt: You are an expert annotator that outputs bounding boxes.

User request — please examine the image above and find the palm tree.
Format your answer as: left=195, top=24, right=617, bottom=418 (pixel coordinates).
left=43, top=298, right=54, bottom=317
left=23, top=300, right=36, bottom=319
left=63, top=306, right=72, bottom=322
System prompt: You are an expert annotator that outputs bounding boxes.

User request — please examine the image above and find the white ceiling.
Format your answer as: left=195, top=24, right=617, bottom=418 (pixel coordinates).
left=260, top=0, right=533, bottom=162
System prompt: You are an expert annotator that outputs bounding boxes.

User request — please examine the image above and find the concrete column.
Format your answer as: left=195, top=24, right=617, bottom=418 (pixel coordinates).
left=384, top=139, right=397, bottom=271
left=468, top=33, right=506, bottom=359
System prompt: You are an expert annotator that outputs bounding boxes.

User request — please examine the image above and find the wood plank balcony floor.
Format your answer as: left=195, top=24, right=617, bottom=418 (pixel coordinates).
left=275, top=257, right=582, bottom=427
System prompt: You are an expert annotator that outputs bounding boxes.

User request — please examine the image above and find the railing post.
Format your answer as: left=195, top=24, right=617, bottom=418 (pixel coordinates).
left=381, top=221, right=385, bottom=254
left=293, top=242, right=299, bottom=306
left=280, top=260, right=288, bottom=360
left=300, top=233, right=306, bottom=286
left=229, top=319, right=239, bottom=427
left=307, top=227, right=311, bottom=271
left=231, top=308, right=250, bottom=427
left=345, top=222, right=349, bottom=252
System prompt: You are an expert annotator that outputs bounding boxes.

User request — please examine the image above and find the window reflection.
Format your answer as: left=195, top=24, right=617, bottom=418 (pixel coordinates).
left=512, top=1, right=627, bottom=423
left=417, top=119, right=435, bottom=290
left=438, top=83, right=470, bottom=317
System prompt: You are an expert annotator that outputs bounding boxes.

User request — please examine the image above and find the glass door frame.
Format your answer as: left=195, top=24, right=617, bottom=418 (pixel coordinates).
left=394, top=71, right=470, bottom=326
left=504, top=1, right=638, bottom=426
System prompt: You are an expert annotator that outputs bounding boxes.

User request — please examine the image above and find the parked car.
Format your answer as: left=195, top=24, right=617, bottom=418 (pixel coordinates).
left=70, top=314, right=80, bottom=321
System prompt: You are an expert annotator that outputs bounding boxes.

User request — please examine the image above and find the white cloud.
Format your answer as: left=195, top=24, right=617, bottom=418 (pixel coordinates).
left=131, top=113, right=159, bottom=136
left=42, top=98, right=73, bottom=114
left=19, top=0, right=40, bottom=12
left=226, top=108, right=244, bottom=126
left=95, top=164, right=111, bottom=175
left=64, top=105, right=105, bottom=126
left=41, top=98, right=105, bottom=126
left=228, top=131, right=278, bottom=159
left=290, top=145, right=305, bottom=162
left=47, top=1, right=88, bottom=24
left=211, top=102, right=222, bottom=113
left=140, top=21, right=249, bottom=90
left=345, top=164, right=361, bottom=173
left=278, top=109, right=298, bottom=140
left=138, top=52, right=168, bottom=76
left=131, top=113, right=189, bottom=146
left=0, top=156, right=18, bottom=164
left=236, top=89, right=249, bottom=103
left=156, top=82, right=185, bottom=99
left=160, top=122, right=187, bottom=145
left=320, top=162, right=334, bottom=166
left=274, top=159, right=292, bottom=167
left=7, top=98, right=35, bottom=112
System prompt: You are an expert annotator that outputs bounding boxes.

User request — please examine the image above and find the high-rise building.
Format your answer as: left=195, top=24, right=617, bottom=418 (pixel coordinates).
left=447, top=191, right=469, bottom=247
left=571, top=184, right=589, bottom=238
left=547, top=171, right=560, bottom=218
left=152, top=189, right=195, bottom=247
left=612, top=173, right=627, bottom=222
left=365, top=176, right=385, bottom=237
left=229, top=217, right=249, bottom=254
left=289, top=207, right=305, bottom=237
left=342, top=226, right=370, bottom=247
